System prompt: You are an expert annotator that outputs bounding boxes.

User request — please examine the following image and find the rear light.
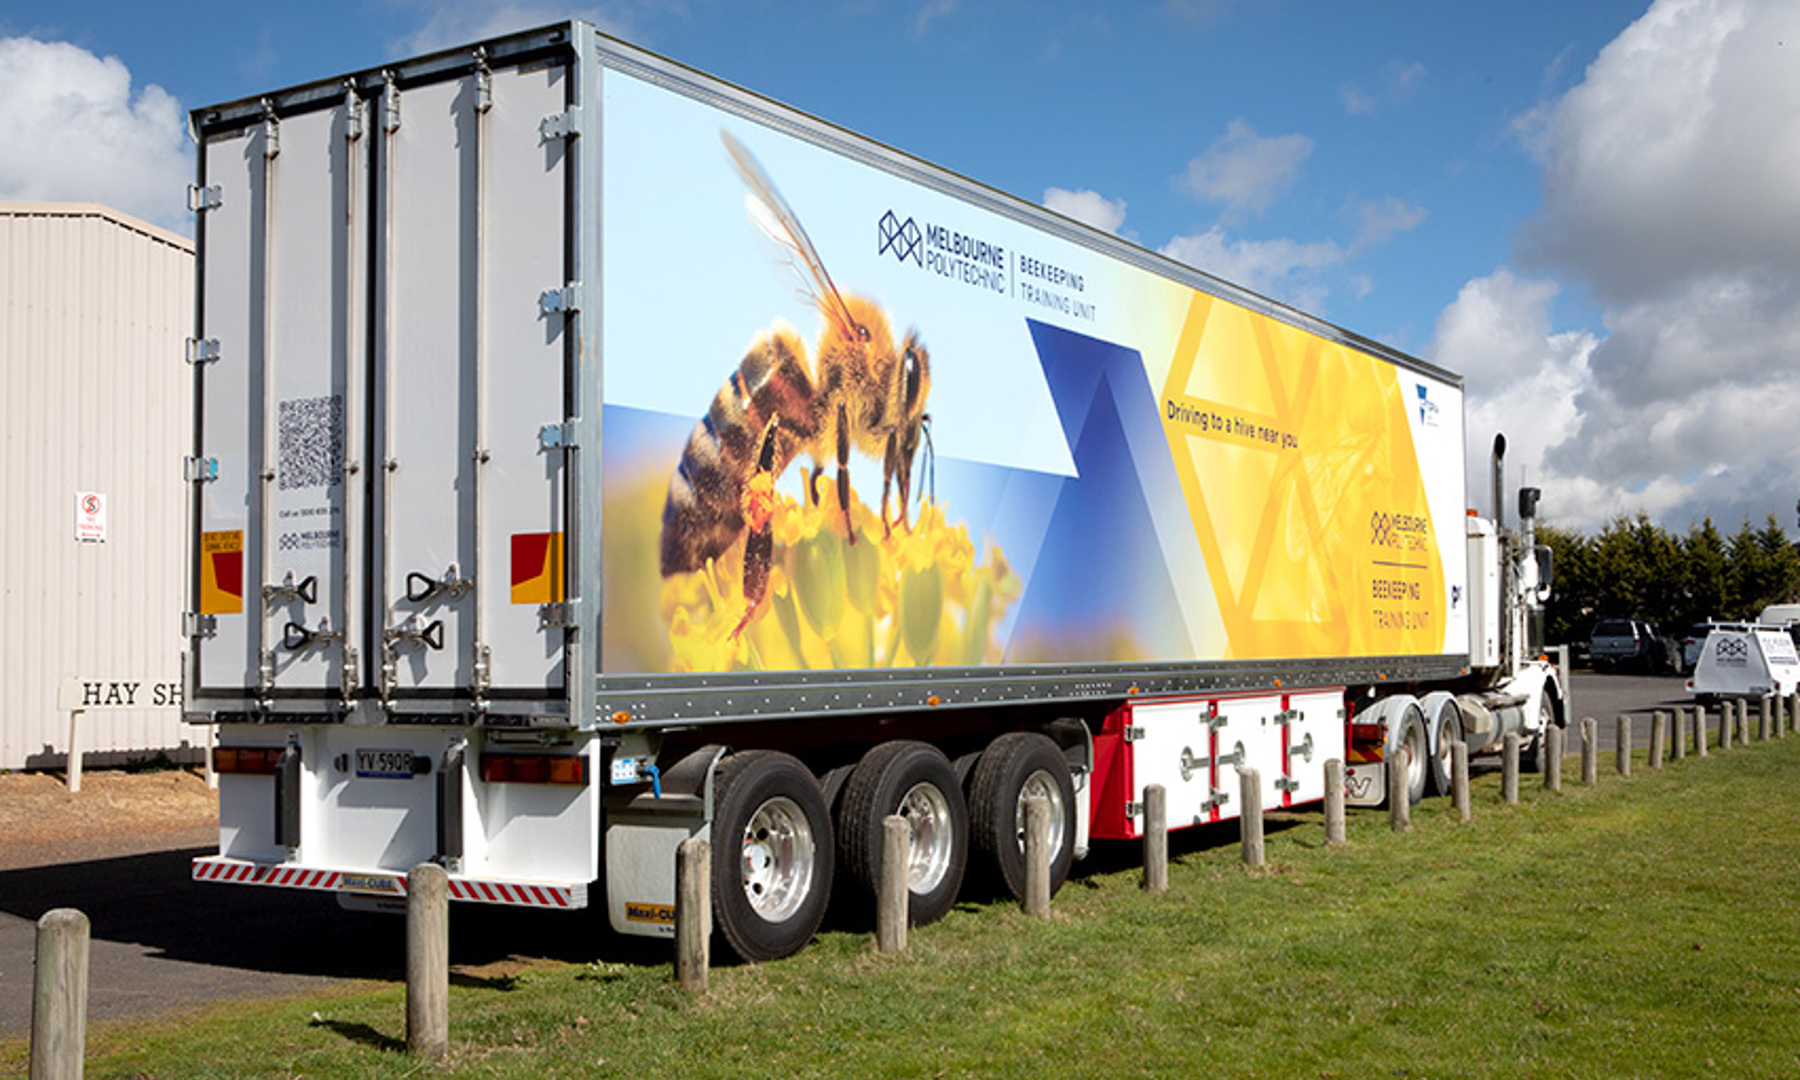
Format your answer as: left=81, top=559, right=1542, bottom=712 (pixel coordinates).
left=1346, top=723, right=1387, bottom=764
left=480, top=753, right=588, bottom=786
left=213, top=746, right=286, bottom=775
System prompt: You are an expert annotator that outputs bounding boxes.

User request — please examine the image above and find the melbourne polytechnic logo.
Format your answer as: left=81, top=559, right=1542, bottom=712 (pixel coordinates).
left=878, top=210, right=922, bottom=266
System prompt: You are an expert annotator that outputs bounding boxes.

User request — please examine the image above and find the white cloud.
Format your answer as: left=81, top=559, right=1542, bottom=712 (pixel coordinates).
left=1043, top=187, right=1127, bottom=234
left=1521, top=0, right=1800, bottom=303
left=1427, top=269, right=1598, bottom=521
left=1443, top=0, right=1800, bottom=532
left=1352, top=197, right=1426, bottom=250
left=1341, top=60, right=1427, bottom=117
left=1158, top=195, right=1420, bottom=313
left=1179, top=118, right=1312, bottom=217
left=0, top=37, right=191, bottom=233
left=1340, top=84, right=1377, bottom=117
left=1160, top=227, right=1343, bottom=312
left=914, top=0, right=958, bottom=37
left=389, top=2, right=639, bottom=54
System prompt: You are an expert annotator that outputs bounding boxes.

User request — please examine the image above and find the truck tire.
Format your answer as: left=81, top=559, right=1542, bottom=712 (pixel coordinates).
left=710, top=750, right=834, bottom=963
left=837, top=741, right=968, bottom=927
left=1425, top=702, right=1463, bottom=797
left=1523, top=692, right=1558, bottom=774
left=968, top=732, right=1075, bottom=900
left=1388, top=703, right=1428, bottom=806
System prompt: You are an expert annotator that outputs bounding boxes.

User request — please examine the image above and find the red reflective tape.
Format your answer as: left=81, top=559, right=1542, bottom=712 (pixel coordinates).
left=529, top=886, right=550, bottom=907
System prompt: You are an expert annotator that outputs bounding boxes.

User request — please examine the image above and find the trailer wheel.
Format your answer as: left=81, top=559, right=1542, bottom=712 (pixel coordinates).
left=711, top=750, right=834, bottom=963
left=968, top=732, right=1075, bottom=900
left=1389, top=704, right=1428, bottom=806
left=838, top=741, right=968, bottom=927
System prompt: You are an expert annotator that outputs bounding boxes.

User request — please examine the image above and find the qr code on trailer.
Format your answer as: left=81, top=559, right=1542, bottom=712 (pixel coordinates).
left=277, top=394, right=344, bottom=490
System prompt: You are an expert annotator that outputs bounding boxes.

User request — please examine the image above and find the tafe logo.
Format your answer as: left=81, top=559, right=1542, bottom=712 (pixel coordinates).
left=878, top=210, right=922, bottom=266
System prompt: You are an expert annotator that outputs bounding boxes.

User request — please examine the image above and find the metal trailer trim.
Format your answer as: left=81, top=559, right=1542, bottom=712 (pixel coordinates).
left=191, top=855, right=589, bottom=908
left=598, top=654, right=1469, bottom=728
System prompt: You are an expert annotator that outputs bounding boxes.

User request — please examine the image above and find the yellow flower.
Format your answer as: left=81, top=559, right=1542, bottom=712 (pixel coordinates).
left=663, top=480, right=1019, bottom=672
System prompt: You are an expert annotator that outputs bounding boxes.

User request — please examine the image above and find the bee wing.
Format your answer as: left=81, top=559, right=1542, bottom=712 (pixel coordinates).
left=722, top=130, right=860, bottom=341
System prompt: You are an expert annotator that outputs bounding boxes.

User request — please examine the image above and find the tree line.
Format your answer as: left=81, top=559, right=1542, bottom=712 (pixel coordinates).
left=1538, top=514, right=1800, bottom=645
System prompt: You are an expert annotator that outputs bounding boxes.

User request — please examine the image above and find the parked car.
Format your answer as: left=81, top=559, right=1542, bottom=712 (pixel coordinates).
left=1589, top=618, right=1682, bottom=674
left=1684, top=621, right=1751, bottom=670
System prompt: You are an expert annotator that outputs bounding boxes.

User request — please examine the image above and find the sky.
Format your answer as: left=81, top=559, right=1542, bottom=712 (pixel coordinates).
left=3, top=0, right=1796, bottom=537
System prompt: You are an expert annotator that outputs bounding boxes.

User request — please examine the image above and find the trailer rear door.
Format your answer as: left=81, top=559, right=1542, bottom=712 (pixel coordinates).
left=191, top=55, right=572, bottom=712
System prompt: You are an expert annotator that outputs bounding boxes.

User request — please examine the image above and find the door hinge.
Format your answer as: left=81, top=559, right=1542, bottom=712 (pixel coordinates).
left=183, top=612, right=217, bottom=640
left=538, top=602, right=572, bottom=629
left=260, top=99, right=281, bottom=159
left=538, top=284, right=581, bottom=316
left=344, top=82, right=364, bottom=141
left=1125, top=800, right=1144, bottom=817
left=473, top=47, right=493, bottom=114
left=381, top=71, right=402, bottom=134
left=1274, top=708, right=1299, bottom=727
left=538, top=421, right=576, bottom=451
left=185, top=337, right=220, bottom=365
left=187, top=184, right=222, bottom=213
left=1122, top=725, right=1145, bottom=743
left=1275, top=777, right=1301, bottom=794
left=184, top=456, right=219, bottom=483
left=539, top=106, right=581, bottom=141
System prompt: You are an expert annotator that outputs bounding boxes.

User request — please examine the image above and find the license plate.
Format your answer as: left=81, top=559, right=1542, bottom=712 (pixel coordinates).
left=355, top=748, right=417, bottom=779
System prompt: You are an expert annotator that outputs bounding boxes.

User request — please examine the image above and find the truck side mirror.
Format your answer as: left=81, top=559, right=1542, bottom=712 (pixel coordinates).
left=1533, top=545, right=1554, bottom=593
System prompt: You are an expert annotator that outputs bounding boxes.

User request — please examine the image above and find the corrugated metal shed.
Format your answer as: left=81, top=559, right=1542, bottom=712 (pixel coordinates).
left=1, top=202, right=196, bottom=770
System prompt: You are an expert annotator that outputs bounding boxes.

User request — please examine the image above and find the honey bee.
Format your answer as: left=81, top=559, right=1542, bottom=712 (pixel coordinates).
left=659, top=131, right=932, bottom=637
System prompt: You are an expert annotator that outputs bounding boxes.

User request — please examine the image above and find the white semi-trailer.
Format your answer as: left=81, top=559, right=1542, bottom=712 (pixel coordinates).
left=184, top=21, right=1564, bottom=961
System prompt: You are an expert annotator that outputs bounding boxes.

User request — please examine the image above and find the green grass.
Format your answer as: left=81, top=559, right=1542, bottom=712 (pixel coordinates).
left=10, top=735, right=1800, bottom=1079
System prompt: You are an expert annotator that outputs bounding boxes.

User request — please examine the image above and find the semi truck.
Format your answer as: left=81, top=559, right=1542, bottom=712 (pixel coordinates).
left=183, top=21, right=1565, bottom=962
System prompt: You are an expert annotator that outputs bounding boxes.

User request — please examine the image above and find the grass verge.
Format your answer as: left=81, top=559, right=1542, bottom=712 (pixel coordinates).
left=7, top=735, right=1800, bottom=1079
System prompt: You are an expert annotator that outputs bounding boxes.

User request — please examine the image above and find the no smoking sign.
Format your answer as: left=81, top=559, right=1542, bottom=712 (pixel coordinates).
left=74, top=490, right=107, bottom=542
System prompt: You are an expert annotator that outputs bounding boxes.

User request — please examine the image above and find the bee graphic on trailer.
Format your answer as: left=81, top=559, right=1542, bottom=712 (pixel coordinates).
left=660, top=131, right=933, bottom=637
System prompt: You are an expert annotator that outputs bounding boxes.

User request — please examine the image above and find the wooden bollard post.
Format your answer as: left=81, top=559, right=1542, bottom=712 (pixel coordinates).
left=1775, top=694, right=1787, bottom=739
left=1545, top=725, right=1564, bottom=792
left=1720, top=701, right=1734, bottom=751
left=1324, top=759, right=1347, bottom=848
left=1615, top=715, right=1632, bottom=777
left=1502, top=733, right=1521, bottom=805
left=1143, top=784, right=1169, bottom=892
left=1023, top=794, right=1051, bottom=917
left=406, top=863, right=449, bottom=1060
left=1760, top=696, right=1772, bottom=742
left=1387, top=751, right=1410, bottom=833
left=1673, top=706, right=1687, bottom=761
left=30, top=908, right=88, bottom=1080
left=1649, top=711, right=1666, bottom=769
left=1239, top=768, right=1266, bottom=867
left=1696, top=703, right=1710, bottom=756
left=1580, top=717, right=1598, bottom=787
left=1452, top=740, right=1470, bottom=822
left=1788, top=692, right=1798, bottom=734
left=677, top=836, right=713, bottom=985
left=877, top=816, right=909, bottom=953
left=1741, top=699, right=1753, bottom=743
